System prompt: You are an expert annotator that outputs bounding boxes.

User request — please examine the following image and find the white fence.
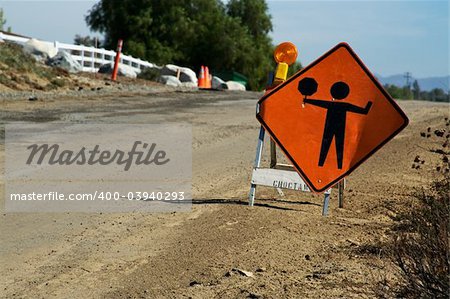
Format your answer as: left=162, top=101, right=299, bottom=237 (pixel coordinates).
left=0, top=31, right=156, bottom=73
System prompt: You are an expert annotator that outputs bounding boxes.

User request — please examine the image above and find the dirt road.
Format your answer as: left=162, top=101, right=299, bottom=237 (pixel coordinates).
left=0, top=89, right=448, bottom=298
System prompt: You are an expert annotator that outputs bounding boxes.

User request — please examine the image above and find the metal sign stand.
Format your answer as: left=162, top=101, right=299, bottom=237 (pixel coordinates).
left=249, top=126, right=343, bottom=216
left=248, top=43, right=344, bottom=216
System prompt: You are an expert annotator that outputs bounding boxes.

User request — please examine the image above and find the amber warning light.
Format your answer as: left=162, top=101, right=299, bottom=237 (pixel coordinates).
left=273, top=42, right=298, bottom=66
left=271, top=42, right=299, bottom=86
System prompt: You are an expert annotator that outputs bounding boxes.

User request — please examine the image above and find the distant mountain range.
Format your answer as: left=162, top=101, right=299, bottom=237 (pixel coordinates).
left=375, top=74, right=449, bottom=92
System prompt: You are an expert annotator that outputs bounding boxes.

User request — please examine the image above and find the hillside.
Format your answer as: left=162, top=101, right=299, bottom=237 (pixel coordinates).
left=376, top=73, right=449, bottom=91
left=0, top=42, right=160, bottom=93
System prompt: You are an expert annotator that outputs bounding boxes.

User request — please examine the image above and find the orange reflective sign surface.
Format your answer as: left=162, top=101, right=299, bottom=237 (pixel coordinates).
left=257, top=43, right=408, bottom=192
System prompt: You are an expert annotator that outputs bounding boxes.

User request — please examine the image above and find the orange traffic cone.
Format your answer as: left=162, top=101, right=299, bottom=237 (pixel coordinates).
left=198, top=65, right=206, bottom=88
left=204, top=66, right=212, bottom=89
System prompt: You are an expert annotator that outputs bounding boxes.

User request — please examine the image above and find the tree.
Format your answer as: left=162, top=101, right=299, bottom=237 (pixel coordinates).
left=227, top=0, right=272, bottom=39
left=402, top=85, right=413, bottom=100
left=85, top=0, right=274, bottom=90
left=0, top=9, right=5, bottom=30
left=384, top=84, right=403, bottom=99
left=412, top=79, right=420, bottom=100
left=74, top=34, right=100, bottom=47
left=419, top=88, right=449, bottom=102
left=431, top=88, right=447, bottom=102
left=225, top=0, right=273, bottom=89
left=287, top=61, right=303, bottom=79
left=0, top=8, right=11, bottom=32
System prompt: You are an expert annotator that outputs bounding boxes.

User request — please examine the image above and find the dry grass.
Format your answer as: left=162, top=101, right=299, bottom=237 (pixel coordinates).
left=378, top=119, right=449, bottom=298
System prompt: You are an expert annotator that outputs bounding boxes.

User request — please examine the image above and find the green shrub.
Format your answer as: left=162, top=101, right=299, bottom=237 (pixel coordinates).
left=50, top=78, right=66, bottom=87
left=137, top=67, right=160, bottom=82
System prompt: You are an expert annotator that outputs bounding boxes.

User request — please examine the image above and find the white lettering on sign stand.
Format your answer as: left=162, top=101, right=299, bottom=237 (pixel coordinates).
left=252, top=168, right=320, bottom=192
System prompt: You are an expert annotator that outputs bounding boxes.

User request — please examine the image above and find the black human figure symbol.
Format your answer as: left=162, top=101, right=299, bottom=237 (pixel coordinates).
left=298, top=78, right=373, bottom=169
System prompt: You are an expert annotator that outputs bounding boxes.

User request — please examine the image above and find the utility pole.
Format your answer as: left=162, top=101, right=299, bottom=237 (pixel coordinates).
left=404, top=72, right=412, bottom=89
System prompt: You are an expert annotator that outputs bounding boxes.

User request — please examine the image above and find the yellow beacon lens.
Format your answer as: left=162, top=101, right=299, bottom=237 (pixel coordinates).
left=274, top=42, right=298, bottom=66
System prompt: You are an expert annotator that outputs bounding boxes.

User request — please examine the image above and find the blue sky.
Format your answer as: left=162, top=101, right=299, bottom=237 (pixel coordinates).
left=0, top=0, right=448, bottom=78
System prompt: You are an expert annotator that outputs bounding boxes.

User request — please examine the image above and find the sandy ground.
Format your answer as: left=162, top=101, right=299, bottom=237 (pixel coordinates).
left=0, top=89, right=448, bottom=298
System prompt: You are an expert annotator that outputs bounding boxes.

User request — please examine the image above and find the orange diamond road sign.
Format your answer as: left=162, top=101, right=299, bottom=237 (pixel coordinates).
left=257, top=42, right=409, bottom=192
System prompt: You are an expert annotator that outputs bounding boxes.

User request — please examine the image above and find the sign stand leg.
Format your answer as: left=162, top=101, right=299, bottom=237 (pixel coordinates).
left=270, top=139, right=277, bottom=168
left=249, top=126, right=266, bottom=206
left=322, top=193, right=330, bottom=216
left=338, top=181, right=344, bottom=208
left=270, top=139, right=285, bottom=196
